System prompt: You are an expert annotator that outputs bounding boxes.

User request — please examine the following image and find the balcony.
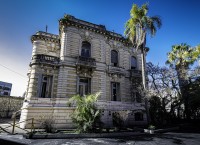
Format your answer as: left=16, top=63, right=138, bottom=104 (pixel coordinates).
left=31, top=54, right=60, bottom=65
left=76, top=56, right=96, bottom=68
left=108, top=65, right=124, bottom=75
left=130, top=69, right=142, bottom=78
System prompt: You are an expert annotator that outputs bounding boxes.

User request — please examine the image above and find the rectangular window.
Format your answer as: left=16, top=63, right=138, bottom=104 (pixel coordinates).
left=40, top=75, right=53, bottom=98
left=111, top=82, right=120, bottom=101
left=78, top=77, right=91, bottom=96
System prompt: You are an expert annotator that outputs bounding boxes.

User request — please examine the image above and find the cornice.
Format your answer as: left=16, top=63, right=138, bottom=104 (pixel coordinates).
left=59, top=15, right=131, bottom=46
left=31, top=31, right=60, bottom=43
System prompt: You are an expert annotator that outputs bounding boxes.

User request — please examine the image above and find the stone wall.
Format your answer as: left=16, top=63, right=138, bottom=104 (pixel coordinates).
left=20, top=15, right=148, bottom=129
left=56, top=25, right=143, bottom=100
left=0, top=96, right=24, bottom=118
left=20, top=98, right=147, bottom=129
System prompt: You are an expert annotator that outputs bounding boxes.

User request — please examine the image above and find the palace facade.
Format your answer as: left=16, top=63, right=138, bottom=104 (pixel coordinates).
left=20, top=15, right=148, bottom=129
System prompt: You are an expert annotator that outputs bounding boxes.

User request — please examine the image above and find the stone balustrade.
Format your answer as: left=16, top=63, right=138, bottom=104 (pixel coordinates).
left=31, top=54, right=60, bottom=65
left=130, top=69, right=142, bottom=77
left=107, top=65, right=125, bottom=75
left=76, top=56, right=96, bottom=68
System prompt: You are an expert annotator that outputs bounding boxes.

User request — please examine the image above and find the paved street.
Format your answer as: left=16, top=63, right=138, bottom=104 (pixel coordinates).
left=1, top=133, right=200, bottom=145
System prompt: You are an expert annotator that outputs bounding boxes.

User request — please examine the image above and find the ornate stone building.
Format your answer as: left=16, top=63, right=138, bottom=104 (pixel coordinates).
left=20, top=15, right=148, bottom=129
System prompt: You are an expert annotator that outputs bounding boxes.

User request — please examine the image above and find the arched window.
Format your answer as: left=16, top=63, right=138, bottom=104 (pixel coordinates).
left=131, top=56, right=137, bottom=69
left=81, top=41, right=91, bottom=58
left=111, top=50, right=118, bottom=66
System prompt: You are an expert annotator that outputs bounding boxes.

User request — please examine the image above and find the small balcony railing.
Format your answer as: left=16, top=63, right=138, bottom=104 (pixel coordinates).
left=108, top=65, right=124, bottom=75
left=130, top=69, right=142, bottom=77
left=32, top=54, right=60, bottom=65
left=76, top=56, right=96, bottom=68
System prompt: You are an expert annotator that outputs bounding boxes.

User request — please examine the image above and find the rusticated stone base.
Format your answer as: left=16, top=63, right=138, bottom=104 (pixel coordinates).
left=20, top=98, right=147, bottom=129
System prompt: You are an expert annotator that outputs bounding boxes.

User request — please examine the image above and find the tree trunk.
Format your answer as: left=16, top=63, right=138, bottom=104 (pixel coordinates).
left=176, top=66, right=190, bottom=120
left=141, top=46, right=150, bottom=123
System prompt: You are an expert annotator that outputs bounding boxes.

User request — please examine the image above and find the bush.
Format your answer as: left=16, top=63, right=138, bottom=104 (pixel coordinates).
left=38, top=114, right=55, bottom=133
left=69, top=92, right=101, bottom=133
left=148, top=125, right=156, bottom=130
left=112, top=111, right=130, bottom=130
left=112, top=112, right=123, bottom=130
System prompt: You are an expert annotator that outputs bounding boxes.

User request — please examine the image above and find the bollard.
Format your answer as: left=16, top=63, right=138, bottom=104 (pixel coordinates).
left=12, top=113, right=16, bottom=134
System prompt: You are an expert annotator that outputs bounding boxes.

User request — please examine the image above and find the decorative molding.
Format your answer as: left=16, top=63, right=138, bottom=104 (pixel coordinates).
left=76, top=65, right=94, bottom=77
left=59, top=15, right=131, bottom=46
left=31, top=31, right=60, bottom=43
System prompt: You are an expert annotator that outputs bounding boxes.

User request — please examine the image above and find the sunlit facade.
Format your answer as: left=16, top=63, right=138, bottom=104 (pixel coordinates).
left=20, top=15, right=148, bottom=129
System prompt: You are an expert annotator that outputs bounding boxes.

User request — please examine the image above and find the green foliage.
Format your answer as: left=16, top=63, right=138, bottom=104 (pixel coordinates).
left=184, top=77, right=200, bottom=119
left=112, top=112, right=124, bottom=129
left=149, top=96, right=165, bottom=125
left=124, top=3, right=162, bottom=49
left=192, top=45, right=200, bottom=59
left=166, top=43, right=200, bottom=120
left=148, top=125, right=155, bottom=130
left=69, top=92, right=101, bottom=133
left=166, top=43, right=197, bottom=68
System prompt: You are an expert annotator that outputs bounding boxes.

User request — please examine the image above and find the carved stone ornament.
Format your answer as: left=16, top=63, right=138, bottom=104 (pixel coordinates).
left=79, top=31, right=93, bottom=42
left=107, top=40, right=122, bottom=49
left=108, top=73, right=122, bottom=81
left=76, top=65, right=94, bottom=77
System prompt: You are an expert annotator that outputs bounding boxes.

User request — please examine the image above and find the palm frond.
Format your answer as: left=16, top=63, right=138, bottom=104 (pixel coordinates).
left=124, top=3, right=162, bottom=49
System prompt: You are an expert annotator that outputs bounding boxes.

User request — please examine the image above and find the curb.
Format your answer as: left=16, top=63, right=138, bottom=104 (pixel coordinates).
left=24, top=132, right=147, bottom=139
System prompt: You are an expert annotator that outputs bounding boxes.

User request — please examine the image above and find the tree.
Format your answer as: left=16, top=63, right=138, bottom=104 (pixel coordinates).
left=69, top=92, right=101, bottom=133
left=125, top=3, right=162, bottom=123
left=189, top=77, right=200, bottom=119
left=166, top=43, right=199, bottom=119
left=125, top=3, right=162, bottom=89
left=147, top=62, right=182, bottom=125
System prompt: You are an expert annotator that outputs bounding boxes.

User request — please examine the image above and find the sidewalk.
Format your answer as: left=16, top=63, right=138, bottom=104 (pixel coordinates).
left=0, top=118, right=35, bottom=135
left=1, top=132, right=200, bottom=145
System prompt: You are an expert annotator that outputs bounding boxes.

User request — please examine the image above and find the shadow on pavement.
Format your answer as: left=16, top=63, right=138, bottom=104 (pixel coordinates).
left=0, top=138, right=27, bottom=145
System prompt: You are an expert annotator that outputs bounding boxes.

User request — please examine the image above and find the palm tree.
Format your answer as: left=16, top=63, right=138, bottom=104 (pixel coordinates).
left=124, top=3, right=162, bottom=123
left=125, top=3, right=162, bottom=89
left=166, top=43, right=197, bottom=119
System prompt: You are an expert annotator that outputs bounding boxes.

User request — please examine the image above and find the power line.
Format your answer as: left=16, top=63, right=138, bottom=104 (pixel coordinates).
left=0, top=63, right=27, bottom=79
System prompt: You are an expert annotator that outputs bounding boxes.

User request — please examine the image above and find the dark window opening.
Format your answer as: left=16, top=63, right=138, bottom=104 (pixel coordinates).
left=78, top=77, right=91, bottom=96
left=136, top=92, right=142, bottom=103
left=131, top=56, right=137, bottom=69
left=131, top=92, right=135, bottom=102
left=135, top=112, right=143, bottom=121
left=3, top=92, right=9, bottom=96
left=40, top=75, right=53, bottom=98
left=111, top=50, right=118, bottom=67
left=81, top=41, right=91, bottom=58
left=111, top=82, right=120, bottom=101
left=3, top=87, right=11, bottom=91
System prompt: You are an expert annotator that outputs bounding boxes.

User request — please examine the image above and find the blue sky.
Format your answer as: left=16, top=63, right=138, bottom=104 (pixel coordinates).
left=0, top=0, right=200, bottom=96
